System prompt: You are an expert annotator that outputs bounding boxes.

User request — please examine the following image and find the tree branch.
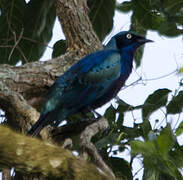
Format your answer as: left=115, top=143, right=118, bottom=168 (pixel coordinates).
left=80, top=118, right=116, bottom=178
left=56, top=0, right=102, bottom=54
left=0, top=125, right=113, bottom=180
left=0, top=81, right=39, bottom=132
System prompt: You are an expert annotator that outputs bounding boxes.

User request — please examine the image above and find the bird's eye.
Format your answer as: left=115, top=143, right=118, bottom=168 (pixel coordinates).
left=126, top=33, right=132, bottom=39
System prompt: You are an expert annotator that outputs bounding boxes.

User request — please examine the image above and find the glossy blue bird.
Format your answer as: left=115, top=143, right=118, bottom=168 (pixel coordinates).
left=28, top=31, right=153, bottom=136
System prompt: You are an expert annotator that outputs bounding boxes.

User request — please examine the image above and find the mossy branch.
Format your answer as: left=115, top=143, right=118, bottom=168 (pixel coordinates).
left=0, top=125, right=113, bottom=180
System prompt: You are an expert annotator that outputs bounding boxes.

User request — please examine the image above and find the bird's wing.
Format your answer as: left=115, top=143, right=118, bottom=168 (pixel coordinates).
left=43, top=50, right=121, bottom=113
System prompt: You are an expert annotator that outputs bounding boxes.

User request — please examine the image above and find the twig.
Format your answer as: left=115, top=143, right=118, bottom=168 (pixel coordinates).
left=80, top=117, right=116, bottom=178
left=8, top=28, right=24, bottom=62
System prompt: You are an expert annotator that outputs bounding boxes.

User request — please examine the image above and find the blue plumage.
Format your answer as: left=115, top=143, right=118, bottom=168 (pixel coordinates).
left=28, top=31, right=153, bottom=136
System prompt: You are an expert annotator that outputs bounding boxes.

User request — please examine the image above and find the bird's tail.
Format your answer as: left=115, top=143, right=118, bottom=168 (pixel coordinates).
left=27, top=114, right=47, bottom=136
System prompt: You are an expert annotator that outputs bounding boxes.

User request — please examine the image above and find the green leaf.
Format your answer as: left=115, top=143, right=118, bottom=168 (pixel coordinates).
left=178, top=67, right=183, bottom=73
left=116, top=1, right=132, bottom=13
left=176, top=121, right=183, bottom=136
left=161, top=0, right=183, bottom=15
left=158, top=20, right=182, bottom=37
left=142, top=120, right=152, bottom=140
left=130, top=140, right=156, bottom=157
left=130, top=13, right=147, bottom=67
left=120, top=125, right=142, bottom=139
left=167, top=91, right=183, bottom=114
left=95, top=133, right=119, bottom=149
left=142, top=89, right=171, bottom=120
left=117, top=99, right=134, bottom=112
left=170, top=145, right=183, bottom=168
left=52, top=40, right=67, bottom=58
left=116, top=112, right=124, bottom=127
left=108, top=157, right=133, bottom=179
left=87, top=0, right=115, bottom=40
left=165, top=159, right=183, bottom=180
left=143, top=169, right=160, bottom=180
left=128, top=0, right=183, bottom=38
left=0, top=0, right=26, bottom=64
left=143, top=168, right=175, bottom=180
left=104, top=105, right=116, bottom=127
left=156, top=124, right=175, bottom=156
left=21, top=0, right=56, bottom=63
left=0, top=0, right=56, bottom=65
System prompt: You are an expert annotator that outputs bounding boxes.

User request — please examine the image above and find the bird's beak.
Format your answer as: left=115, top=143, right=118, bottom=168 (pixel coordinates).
left=137, top=38, right=154, bottom=44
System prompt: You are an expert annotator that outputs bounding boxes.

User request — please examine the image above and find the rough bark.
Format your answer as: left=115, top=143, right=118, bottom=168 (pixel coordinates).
left=0, top=126, right=112, bottom=180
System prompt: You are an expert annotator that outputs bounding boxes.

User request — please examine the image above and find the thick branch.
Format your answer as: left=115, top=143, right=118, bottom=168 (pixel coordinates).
left=0, top=53, right=80, bottom=106
left=56, top=0, right=102, bottom=53
left=0, top=126, right=113, bottom=180
left=0, top=81, right=39, bottom=132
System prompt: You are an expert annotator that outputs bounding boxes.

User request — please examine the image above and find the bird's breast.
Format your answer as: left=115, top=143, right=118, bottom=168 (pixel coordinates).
left=89, top=73, right=130, bottom=110
left=108, top=73, right=130, bottom=97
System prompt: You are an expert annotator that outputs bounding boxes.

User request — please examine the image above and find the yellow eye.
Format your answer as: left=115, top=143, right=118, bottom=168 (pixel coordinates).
left=126, top=33, right=132, bottom=39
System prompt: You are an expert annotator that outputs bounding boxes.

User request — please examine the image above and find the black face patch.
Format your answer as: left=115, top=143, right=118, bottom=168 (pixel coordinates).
left=115, top=32, right=144, bottom=50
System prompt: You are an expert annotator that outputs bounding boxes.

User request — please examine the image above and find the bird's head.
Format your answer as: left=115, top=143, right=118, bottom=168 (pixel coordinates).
left=105, top=31, right=153, bottom=51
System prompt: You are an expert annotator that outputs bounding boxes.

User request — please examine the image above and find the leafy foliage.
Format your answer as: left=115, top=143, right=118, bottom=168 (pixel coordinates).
left=117, top=0, right=183, bottom=37
left=87, top=0, right=115, bottom=41
left=93, top=87, right=183, bottom=179
left=108, top=157, right=133, bottom=179
left=142, top=89, right=171, bottom=120
left=167, top=91, right=183, bottom=114
left=0, top=0, right=56, bottom=65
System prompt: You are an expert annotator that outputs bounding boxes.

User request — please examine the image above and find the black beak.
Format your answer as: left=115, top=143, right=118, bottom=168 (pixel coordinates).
left=137, top=38, right=154, bottom=44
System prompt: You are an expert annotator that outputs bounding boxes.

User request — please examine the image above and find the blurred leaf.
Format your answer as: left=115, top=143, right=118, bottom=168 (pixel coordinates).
left=167, top=91, right=183, bottom=114
left=0, top=0, right=56, bottom=65
left=21, top=0, right=56, bottom=63
left=0, top=0, right=26, bottom=64
left=160, top=0, right=183, bottom=15
left=130, top=13, right=147, bottom=67
left=125, top=0, right=183, bottom=40
left=170, top=145, right=183, bottom=167
left=142, top=89, right=171, bottom=120
left=158, top=20, right=182, bottom=37
left=178, top=67, right=183, bottom=74
left=120, top=125, right=142, bottom=139
left=176, top=121, right=183, bottom=136
left=104, top=105, right=116, bottom=127
left=143, top=168, right=175, bottom=180
left=52, top=40, right=67, bottom=58
left=117, top=99, right=134, bottom=112
left=116, top=1, right=132, bottom=13
left=142, top=120, right=152, bottom=140
left=108, top=157, right=132, bottom=179
left=165, top=159, right=183, bottom=180
left=116, top=112, right=124, bottom=127
left=87, top=0, right=115, bottom=40
left=130, top=140, right=156, bottom=157
left=95, top=132, right=119, bottom=149
left=156, top=124, right=175, bottom=156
